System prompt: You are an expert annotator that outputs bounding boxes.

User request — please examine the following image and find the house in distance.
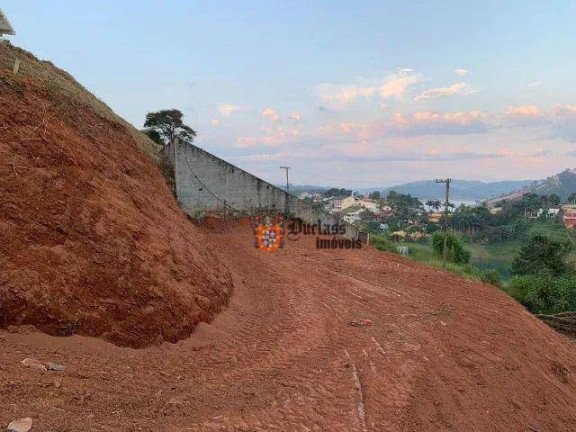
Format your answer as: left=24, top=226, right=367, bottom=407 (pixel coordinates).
left=0, top=8, right=15, bottom=37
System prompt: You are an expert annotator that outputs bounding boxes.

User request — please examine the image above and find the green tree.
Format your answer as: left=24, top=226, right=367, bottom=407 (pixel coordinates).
left=359, top=209, right=376, bottom=223
left=547, top=194, right=561, bottom=206
left=567, top=192, right=576, bottom=205
left=142, top=128, right=163, bottom=145
left=368, top=190, right=381, bottom=200
left=431, top=232, right=471, bottom=264
left=324, top=188, right=352, bottom=198
left=426, top=200, right=442, bottom=212
left=511, top=234, right=571, bottom=276
left=143, top=109, right=197, bottom=146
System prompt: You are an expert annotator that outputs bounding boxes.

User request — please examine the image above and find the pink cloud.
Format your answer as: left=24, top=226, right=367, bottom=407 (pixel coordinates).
left=262, top=107, right=280, bottom=122
left=315, top=71, right=425, bottom=109
left=391, top=110, right=488, bottom=135
left=504, top=105, right=547, bottom=126
left=219, top=103, right=240, bottom=117
left=415, top=82, right=476, bottom=100
left=289, top=111, right=302, bottom=121
left=378, top=73, right=424, bottom=99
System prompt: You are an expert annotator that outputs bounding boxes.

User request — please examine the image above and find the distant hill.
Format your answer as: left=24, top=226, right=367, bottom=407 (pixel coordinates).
left=489, top=168, right=576, bottom=204
left=379, top=180, right=534, bottom=202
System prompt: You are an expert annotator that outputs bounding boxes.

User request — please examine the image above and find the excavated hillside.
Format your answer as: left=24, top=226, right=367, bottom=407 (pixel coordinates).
left=0, top=42, right=233, bottom=347
left=2, top=42, right=576, bottom=431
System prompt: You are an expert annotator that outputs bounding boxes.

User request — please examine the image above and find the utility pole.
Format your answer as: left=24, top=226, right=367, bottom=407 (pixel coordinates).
left=434, top=178, right=452, bottom=266
left=280, top=166, right=291, bottom=216
left=280, top=166, right=291, bottom=194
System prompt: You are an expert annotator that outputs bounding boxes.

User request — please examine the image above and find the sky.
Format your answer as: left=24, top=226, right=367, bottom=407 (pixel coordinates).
left=4, top=0, right=576, bottom=188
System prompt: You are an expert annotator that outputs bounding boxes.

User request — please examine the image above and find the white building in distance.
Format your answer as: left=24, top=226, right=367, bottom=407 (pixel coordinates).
left=0, top=8, right=15, bottom=37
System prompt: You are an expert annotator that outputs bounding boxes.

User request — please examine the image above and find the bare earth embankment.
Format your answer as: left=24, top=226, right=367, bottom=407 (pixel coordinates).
left=0, top=42, right=233, bottom=347
left=2, top=43, right=576, bottom=431
left=2, top=219, right=576, bottom=431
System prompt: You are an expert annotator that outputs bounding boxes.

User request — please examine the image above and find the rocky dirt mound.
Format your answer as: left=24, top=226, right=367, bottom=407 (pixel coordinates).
left=0, top=42, right=233, bottom=347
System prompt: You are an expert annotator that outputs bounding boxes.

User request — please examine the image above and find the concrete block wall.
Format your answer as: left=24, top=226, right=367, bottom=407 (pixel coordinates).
left=167, top=139, right=359, bottom=239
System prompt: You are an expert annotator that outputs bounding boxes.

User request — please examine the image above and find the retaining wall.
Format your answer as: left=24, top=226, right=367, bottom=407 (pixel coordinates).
left=165, top=139, right=359, bottom=239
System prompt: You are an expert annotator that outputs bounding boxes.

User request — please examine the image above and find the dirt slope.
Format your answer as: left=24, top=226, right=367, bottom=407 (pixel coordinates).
left=1, top=219, right=576, bottom=431
left=2, top=43, right=576, bottom=430
left=0, top=43, right=233, bottom=347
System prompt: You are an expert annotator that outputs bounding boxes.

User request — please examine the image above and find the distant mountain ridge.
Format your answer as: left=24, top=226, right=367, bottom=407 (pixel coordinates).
left=378, top=179, right=534, bottom=201
left=489, top=168, right=576, bottom=203
left=289, top=170, right=576, bottom=203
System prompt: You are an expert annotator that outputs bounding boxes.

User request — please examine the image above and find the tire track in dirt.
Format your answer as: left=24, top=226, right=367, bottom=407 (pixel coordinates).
left=2, top=219, right=576, bottom=431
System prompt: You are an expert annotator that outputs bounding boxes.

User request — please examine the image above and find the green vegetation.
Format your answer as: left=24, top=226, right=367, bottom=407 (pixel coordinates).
left=431, top=232, right=471, bottom=264
left=511, top=234, right=571, bottom=277
left=506, top=276, right=576, bottom=314
left=370, top=233, right=501, bottom=286
left=500, top=231, right=576, bottom=315
left=362, top=190, right=576, bottom=319
left=341, top=205, right=362, bottom=214
left=468, top=241, right=520, bottom=280
left=143, top=109, right=197, bottom=146
left=323, top=188, right=352, bottom=198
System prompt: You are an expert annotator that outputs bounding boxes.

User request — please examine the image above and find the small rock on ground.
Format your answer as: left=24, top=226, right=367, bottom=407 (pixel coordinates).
left=46, top=363, right=65, bottom=372
left=20, top=358, right=46, bottom=372
left=7, top=417, right=33, bottom=432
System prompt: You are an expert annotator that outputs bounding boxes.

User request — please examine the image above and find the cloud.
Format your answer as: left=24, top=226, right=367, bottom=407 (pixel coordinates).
left=454, top=68, right=471, bottom=76
left=379, top=73, right=425, bottom=99
left=210, top=118, right=221, bottom=126
left=236, top=127, right=301, bottom=149
left=504, top=105, right=547, bottom=126
left=391, top=110, right=489, bottom=136
left=532, top=146, right=551, bottom=157
left=552, top=105, right=576, bottom=142
left=415, top=82, right=476, bottom=100
left=316, top=71, right=425, bottom=109
left=338, top=151, right=503, bottom=163
left=262, top=107, right=281, bottom=122
left=315, top=83, right=375, bottom=109
left=289, top=111, right=301, bottom=121
left=339, top=122, right=356, bottom=134
left=219, top=103, right=240, bottom=117
left=526, top=81, right=543, bottom=88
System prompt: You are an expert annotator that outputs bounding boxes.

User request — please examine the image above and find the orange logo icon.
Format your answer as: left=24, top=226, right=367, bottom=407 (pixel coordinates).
left=251, top=216, right=285, bottom=252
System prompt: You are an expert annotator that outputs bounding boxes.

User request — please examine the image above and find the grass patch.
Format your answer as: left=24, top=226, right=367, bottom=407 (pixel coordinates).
left=370, top=234, right=501, bottom=286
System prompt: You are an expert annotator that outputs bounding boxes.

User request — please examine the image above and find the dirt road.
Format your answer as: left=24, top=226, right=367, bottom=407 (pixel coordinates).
left=2, top=218, right=576, bottom=431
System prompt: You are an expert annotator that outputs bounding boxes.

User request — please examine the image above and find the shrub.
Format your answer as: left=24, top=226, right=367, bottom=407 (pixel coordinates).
left=480, top=269, right=502, bottom=287
left=506, top=275, right=576, bottom=314
left=431, top=232, right=471, bottom=264
left=370, top=235, right=393, bottom=252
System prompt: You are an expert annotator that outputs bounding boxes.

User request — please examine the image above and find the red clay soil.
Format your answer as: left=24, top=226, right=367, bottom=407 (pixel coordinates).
left=2, top=49, right=576, bottom=431
left=2, top=218, right=576, bottom=431
left=0, top=68, right=233, bottom=347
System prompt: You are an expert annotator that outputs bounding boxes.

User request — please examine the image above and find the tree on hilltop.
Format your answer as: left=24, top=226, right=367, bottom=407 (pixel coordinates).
left=426, top=200, right=442, bottom=212
left=511, top=234, right=571, bottom=276
left=368, top=191, right=381, bottom=200
left=143, top=109, right=197, bottom=146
